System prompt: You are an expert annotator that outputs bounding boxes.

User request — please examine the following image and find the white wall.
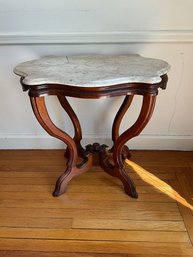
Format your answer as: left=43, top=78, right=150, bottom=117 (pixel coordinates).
left=0, top=0, right=193, bottom=150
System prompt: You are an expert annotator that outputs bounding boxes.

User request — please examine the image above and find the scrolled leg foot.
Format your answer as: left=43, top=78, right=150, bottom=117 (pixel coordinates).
left=52, top=166, right=77, bottom=197
left=115, top=166, right=138, bottom=198
left=53, top=184, right=67, bottom=197
left=53, top=153, right=94, bottom=197
left=124, top=183, right=138, bottom=198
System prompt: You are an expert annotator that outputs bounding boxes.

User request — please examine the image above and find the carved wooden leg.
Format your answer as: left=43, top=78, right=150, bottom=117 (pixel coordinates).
left=112, top=95, right=157, bottom=198
left=30, top=96, right=90, bottom=196
left=112, top=95, right=134, bottom=159
left=57, top=95, right=85, bottom=157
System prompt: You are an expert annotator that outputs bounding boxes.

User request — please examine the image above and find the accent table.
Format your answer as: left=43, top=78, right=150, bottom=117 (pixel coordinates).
left=14, top=54, right=170, bottom=198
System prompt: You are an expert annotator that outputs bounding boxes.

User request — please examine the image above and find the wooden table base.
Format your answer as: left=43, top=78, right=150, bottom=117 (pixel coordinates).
left=30, top=93, right=157, bottom=199
left=15, top=55, right=169, bottom=199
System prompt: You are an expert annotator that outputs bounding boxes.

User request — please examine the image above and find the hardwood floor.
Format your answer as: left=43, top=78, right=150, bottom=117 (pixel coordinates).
left=0, top=150, right=192, bottom=257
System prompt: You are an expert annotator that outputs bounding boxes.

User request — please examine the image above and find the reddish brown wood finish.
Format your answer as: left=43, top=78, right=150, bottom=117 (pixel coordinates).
left=112, top=95, right=134, bottom=144
left=57, top=95, right=85, bottom=158
left=27, top=75, right=168, bottom=99
left=25, top=75, right=168, bottom=198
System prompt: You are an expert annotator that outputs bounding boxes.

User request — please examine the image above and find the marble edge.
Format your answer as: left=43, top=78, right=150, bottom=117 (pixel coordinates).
left=13, top=54, right=170, bottom=87
left=19, top=75, right=165, bottom=87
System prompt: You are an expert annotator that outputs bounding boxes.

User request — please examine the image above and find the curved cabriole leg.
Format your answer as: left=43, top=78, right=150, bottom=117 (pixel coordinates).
left=112, top=95, right=134, bottom=159
left=30, top=96, right=85, bottom=196
left=57, top=95, right=85, bottom=157
left=99, top=95, right=134, bottom=177
left=112, top=95, right=157, bottom=198
left=112, top=95, right=134, bottom=143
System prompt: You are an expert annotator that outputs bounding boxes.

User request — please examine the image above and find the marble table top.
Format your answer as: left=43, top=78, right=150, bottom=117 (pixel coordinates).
left=14, top=54, right=170, bottom=87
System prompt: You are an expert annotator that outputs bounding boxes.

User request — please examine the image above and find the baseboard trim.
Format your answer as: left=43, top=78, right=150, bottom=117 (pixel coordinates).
left=0, top=134, right=192, bottom=151
left=1, top=30, right=193, bottom=45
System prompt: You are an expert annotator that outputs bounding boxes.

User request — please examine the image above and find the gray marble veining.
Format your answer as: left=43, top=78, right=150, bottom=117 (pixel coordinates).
left=14, top=54, right=170, bottom=87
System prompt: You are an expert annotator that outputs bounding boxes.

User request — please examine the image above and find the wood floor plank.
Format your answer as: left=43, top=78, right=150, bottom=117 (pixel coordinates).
left=0, top=184, right=165, bottom=194
left=0, top=150, right=63, bottom=157
left=129, top=161, right=189, bottom=168
left=0, top=191, right=175, bottom=202
left=0, top=170, right=176, bottom=181
left=135, top=166, right=184, bottom=174
left=0, top=217, right=72, bottom=229
left=0, top=184, right=54, bottom=193
left=189, top=162, right=193, bottom=170
left=0, top=168, right=175, bottom=182
left=0, top=253, right=190, bottom=257
left=0, top=171, right=61, bottom=178
left=0, top=159, right=66, bottom=167
left=0, top=239, right=193, bottom=255
left=177, top=168, right=193, bottom=207
left=72, top=218, right=186, bottom=231
left=0, top=165, right=65, bottom=173
left=0, top=199, right=179, bottom=211
left=0, top=177, right=57, bottom=185
left=185, top=166, right=193, bottom=191
left=0, top=251, right=127, bottom=257
left=130, top=150, right=193, bottom=164
left=0, top=176, right=176, bottom=187
left=0, top=227, right=190, bottom=243
left=0, top=207, right=182, bottom=221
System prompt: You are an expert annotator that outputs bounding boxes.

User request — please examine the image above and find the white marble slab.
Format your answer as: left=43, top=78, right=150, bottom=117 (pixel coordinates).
left=14, top=54, right=170, bottom=87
